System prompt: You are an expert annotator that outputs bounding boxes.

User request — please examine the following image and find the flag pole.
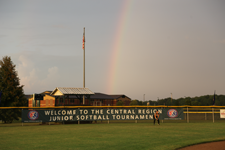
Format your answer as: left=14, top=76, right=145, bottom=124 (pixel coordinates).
left=83, top=27, right=85, bottom=105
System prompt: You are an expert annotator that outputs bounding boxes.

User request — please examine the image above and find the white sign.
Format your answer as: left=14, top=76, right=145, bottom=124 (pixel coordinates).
left=220, top=109, right=225, bottom=118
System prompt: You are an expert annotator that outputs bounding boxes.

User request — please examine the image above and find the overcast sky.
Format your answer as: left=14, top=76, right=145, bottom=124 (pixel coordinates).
left=0, top=0, right=224, bottom=101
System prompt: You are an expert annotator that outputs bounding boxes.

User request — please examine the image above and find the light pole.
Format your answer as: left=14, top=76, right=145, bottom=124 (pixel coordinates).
left=83, top=27, right=85, bottom=105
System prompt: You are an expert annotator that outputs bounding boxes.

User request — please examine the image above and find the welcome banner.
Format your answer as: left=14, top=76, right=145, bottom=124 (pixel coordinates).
left=22, top=108, right=183, bottom=122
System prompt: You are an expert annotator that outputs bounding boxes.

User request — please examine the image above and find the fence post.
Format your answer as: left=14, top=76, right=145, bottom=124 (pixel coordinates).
left=187, top=107, right=189, bottom=123
left=22, top=108, right=23, bottom=126
left=212, top=107, right=214, bottom=123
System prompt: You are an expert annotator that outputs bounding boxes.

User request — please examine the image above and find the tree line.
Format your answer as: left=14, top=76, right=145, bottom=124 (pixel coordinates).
left=130, top=95, right=225, bottom=106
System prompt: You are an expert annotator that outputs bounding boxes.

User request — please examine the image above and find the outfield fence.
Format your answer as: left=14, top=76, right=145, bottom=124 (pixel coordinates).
left=0, top=106, right=225, bottom=126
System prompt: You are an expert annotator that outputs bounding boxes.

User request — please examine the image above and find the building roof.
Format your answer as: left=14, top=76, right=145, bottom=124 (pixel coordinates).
left=90, top=93, right=114, bottom=99
left=53, top=93, right=115, bottom=99
left=50, top=87, right=94, bottom=96
left=110, top=95, right=131, bottom=100
left=24, top=94, right=32, bottom=100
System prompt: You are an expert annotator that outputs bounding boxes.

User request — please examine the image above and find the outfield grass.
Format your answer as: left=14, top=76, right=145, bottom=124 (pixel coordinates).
left=0, top=123, right=225, bottom=150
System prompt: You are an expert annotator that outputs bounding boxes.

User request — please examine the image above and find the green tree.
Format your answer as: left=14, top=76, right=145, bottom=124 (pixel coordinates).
left=116, top=100, right=124, bottom=106
left=0, top=56, right=26, bottom=123
left=138, top=100, right=143, bottom=105
left=185, top=99, right=191, bottom=106
left=192, top=100, right=199, bottom=106
left=174, top=100, right=180, bottom=106
left=130, top=100, right=138, bottom=106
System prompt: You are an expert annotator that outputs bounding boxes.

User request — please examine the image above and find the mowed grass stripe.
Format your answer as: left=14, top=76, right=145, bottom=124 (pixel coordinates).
left=0, top=123, right=225, bottom=150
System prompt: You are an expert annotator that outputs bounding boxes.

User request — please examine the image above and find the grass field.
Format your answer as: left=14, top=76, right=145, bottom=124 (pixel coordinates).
left=0, top=122, right=225, bottom=150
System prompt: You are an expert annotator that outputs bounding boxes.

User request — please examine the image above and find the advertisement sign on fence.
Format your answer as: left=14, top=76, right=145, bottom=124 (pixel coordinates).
left=163, top=108, right=184, bottom=120
left=22, top=108, right=183, bottom=122
left=220, top=109, right=225, bottom=118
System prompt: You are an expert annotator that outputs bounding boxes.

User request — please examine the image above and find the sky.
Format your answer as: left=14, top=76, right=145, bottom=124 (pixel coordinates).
left=0, top=0, right=225, bottom=101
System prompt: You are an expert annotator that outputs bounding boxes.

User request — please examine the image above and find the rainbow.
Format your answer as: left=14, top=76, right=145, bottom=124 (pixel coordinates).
left=107, top=0, right=133, bottom=94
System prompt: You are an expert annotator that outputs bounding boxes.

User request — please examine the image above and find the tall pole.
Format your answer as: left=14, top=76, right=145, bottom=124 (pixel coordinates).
left=83, top=27, right=85, bottom=105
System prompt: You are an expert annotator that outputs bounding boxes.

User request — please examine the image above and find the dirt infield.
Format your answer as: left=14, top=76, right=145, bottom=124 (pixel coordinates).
left=178, top=141, right=225, bottom=150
